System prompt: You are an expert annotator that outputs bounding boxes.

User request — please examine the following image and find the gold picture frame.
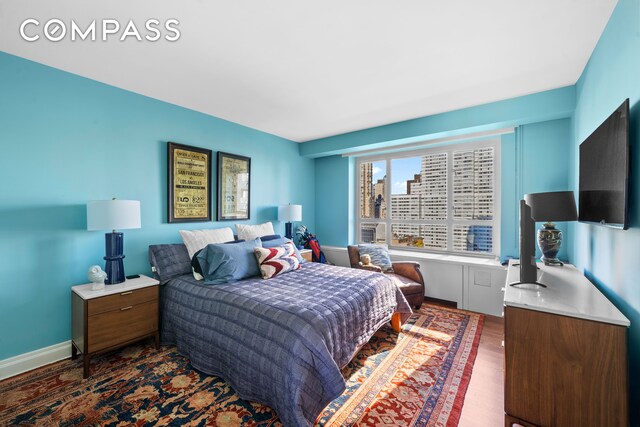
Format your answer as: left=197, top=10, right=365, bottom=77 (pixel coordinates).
left=167, top=142, right=212, bottom=223
left=217, top=151, right=251, bottom=220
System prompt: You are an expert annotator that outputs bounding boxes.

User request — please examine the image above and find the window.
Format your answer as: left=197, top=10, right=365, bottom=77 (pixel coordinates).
left=356, top=139, right=500, bottom=256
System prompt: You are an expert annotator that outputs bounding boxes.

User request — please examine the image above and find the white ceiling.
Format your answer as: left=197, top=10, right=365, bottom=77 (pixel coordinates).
left=0, top=1, right=617, bottom=142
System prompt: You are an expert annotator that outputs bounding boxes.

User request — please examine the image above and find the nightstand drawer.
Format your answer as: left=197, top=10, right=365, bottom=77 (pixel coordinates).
left=87, top=300, right=158, bottom=353
left=88, top=286, right=158, bottom=316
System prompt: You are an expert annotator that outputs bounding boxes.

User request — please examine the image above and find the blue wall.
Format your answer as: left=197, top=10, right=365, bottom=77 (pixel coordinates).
left=519, top=119, right=573, bottom=260
left=0, top=52, right=315, bottom=360
left=571, top=0, right=640, bottom=422
left=314, top=155, right=352, bottom=246
left=500, top=120, right=572, bottom=260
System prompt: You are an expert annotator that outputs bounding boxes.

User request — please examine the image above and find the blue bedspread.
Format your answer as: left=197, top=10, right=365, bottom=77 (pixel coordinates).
left=160, top=262, right=411, bottom=427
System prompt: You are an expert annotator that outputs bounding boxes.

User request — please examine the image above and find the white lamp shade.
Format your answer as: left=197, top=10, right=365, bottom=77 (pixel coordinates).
left=87, top=200, right=141, bottom=231
left=278, top=204, right=302, bottom=222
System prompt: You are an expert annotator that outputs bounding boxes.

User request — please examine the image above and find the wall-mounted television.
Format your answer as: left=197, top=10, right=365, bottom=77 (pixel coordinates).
left=579, top=98, right=630, bottom=229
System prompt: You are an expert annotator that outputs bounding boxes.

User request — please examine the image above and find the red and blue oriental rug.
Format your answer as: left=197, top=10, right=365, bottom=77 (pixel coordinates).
left=0, top=305, right=483, bottom=426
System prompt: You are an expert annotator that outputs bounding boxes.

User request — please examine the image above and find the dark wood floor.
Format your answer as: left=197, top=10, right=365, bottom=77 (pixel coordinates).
left=458, top=313, right=505, bottom=427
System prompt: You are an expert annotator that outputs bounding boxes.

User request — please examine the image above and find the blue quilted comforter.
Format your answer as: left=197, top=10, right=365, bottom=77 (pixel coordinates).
left=160, top=262, right=411, bottom=427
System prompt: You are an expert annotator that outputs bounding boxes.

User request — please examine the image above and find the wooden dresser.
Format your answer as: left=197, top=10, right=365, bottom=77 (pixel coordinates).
left=72, top=275, right=160, bottom=378
left=503, top=260, right=629, bottom=427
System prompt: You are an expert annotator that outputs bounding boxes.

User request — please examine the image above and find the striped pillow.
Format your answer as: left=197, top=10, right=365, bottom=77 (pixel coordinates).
left=358, top=244, right=393, bottom=272
left=254, top=242, right=300, bottom=279
left=179, top=227, right=235, bottom=259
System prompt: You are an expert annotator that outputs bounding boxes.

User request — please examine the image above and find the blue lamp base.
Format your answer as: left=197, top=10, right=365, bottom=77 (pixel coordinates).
left=104, top=232, right=126, bottom=284
left=285, top=222, right=293, bottom=239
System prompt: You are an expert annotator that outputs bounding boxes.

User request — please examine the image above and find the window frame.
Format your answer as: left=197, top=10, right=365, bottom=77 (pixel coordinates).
left=355, top=138, right=501, bottom=258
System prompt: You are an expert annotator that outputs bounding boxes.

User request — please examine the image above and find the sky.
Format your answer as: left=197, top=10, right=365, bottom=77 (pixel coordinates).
left=371, top=157, right=422, bottom=195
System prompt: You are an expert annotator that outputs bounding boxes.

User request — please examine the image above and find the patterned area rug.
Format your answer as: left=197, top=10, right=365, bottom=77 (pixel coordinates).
left=0, top=305, right=483, bottom=426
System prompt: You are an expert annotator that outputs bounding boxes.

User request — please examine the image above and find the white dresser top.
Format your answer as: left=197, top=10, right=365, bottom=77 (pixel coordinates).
left=72, top=274, right=159, bottom=300
left=504, top=260, right=629, bottom=327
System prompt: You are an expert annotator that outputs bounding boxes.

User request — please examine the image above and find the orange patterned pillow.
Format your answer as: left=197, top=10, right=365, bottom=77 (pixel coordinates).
left=254, top=242, right=300, bottom=279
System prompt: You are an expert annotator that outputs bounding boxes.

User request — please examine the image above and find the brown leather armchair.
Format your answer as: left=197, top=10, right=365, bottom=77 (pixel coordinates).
left=347, top=246, right=425, bottom=309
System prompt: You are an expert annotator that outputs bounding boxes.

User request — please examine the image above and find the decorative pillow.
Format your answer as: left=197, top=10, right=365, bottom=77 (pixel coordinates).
left=148, top=244, right=191, bottom=285
left=358, top=244, right=393, bottom=272
left=254, top=242, right=300, bottom=279
left=196, top=238, right=262, bottom=285
left=236, top=222, right=275, bottom=241
left=262, top=237, right=305, bottom=263
left=192, top=240, right=245, bottom=280
left=180, top=227, right=235, bottom=259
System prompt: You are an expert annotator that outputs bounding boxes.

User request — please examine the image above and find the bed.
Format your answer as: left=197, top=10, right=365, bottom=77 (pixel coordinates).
left=149, top=243, right=411, bottom=427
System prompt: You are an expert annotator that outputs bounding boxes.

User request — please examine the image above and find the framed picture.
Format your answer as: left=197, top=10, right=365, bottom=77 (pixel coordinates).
left=167, top=142, right=212, bottom=223
left=217, top=151, right=251, bottom=220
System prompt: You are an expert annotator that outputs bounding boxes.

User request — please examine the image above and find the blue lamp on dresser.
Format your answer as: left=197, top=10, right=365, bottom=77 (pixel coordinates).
left=87, top=199, right=141, bottom=284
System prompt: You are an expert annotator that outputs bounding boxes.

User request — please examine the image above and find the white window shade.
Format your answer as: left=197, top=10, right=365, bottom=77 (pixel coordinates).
left=87, top=200, right=141, bottom=231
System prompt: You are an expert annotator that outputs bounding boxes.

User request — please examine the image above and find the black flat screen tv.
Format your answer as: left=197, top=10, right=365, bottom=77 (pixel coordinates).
left=579, top=98, right=630, bottom=229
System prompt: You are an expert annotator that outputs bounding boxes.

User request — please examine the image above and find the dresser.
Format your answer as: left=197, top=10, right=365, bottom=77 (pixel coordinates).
left=503, top=260, right=629, bottom=427
left=71, top=275, right=160, bottom=378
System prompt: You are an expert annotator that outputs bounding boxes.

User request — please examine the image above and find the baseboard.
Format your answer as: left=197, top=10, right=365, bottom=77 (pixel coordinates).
left=0, top=341, right=72, bottom=380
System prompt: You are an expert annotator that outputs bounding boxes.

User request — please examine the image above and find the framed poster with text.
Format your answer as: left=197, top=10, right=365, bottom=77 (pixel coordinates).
left=167, top=142, right=212, bottom=223
left=217, top=151, right=250, bottom=220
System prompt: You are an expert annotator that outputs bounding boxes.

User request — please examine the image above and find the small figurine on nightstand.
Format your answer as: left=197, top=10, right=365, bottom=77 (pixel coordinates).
left=87, top=265, right=107, bottom=291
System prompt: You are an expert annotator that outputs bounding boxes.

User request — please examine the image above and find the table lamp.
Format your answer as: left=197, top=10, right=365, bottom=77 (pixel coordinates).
left=278, top=204, right=302, bottom=239
left=524, top=191, right=577, bottom=266
left=87, top=199, right=141, bottom=284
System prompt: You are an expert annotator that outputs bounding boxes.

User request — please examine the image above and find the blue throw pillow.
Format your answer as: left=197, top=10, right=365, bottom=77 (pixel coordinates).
left=191, top=240, right=245, bottom=279
left=262, top=237, right=305, bottom=263
left=196, top=238, right=262, bottom=285
left=358, top=244, right=393, bottom=272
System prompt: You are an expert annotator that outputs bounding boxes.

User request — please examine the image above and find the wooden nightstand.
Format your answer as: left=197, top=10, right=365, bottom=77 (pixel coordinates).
left=300, top=249, right=312, bottom=262
left=71, top=275, right=160, bottom=378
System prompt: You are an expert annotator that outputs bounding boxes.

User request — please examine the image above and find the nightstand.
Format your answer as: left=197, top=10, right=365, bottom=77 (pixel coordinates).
left=71, top=275, right=160, bottom=378
left=300, top=249, right=312, bottom=262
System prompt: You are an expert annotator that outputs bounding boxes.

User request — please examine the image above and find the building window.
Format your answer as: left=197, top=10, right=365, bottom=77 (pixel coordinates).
left=356, top=139, right=500, bottom=256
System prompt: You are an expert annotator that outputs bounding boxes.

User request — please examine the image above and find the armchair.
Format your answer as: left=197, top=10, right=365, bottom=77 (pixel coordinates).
left=347, top=246, right=425, bottom=309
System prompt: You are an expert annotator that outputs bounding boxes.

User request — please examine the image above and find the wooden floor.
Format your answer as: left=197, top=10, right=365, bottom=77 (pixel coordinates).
left=458, top=313, right=505, bottom=427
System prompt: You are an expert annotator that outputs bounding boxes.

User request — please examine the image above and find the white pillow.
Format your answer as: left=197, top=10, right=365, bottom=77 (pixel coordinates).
left=179, top=227, right=235, bottom=259
left=236, top=222, right=275, bottom=241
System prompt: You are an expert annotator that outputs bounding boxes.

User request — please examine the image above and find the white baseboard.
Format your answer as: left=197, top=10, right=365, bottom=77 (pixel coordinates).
left=0, top=341, right=72, bottom=380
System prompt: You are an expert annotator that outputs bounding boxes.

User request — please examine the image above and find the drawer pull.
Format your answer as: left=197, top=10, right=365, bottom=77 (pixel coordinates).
left=120, top=291, right=133, bottom=296
left=120, top=306, right=133, bottom=311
